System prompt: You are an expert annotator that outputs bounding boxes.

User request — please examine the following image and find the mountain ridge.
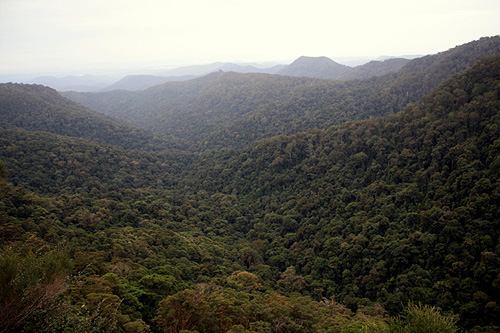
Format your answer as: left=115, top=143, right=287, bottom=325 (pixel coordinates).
left=63, top=36, right=500, bottom=151
left=338, top=57, right=410, bottom=80
left=101, top=74, right=198, bottom=91
left=0, top=83, right=183, bottom=150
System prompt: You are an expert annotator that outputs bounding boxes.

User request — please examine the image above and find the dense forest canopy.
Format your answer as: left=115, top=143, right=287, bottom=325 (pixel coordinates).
left=1, top=36, right=500, bottom=332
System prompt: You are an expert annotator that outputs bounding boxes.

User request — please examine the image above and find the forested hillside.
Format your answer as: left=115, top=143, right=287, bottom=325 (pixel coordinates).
left=63, top=36, right=500, bottom=151
left=1, top=38, right=500, bottom=332
left=0, top=128, right=193, bottom=194
left=184, top=54, right=500, bottom=328
left=0, top=83, right=184, bottom=151
left=337, top=58, right=409, bottom=80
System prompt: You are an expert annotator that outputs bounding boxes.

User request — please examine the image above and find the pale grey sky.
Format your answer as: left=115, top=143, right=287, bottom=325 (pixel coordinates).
left=1, top=0, right=499, bottom=74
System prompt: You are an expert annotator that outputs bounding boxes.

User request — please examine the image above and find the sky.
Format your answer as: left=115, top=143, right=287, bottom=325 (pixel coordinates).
left=0, top=0, right=499, bottom=75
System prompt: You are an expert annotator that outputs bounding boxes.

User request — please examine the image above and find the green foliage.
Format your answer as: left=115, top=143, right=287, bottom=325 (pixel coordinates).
left=389, top=302, right=459, bottom=332
left=154, top=283, right=380, bottom=333
left=0, top=128, right=192, bottom=194
left=342, top=322, right=368, bottom=332
left=363, top=302, right=459, bottom=333
left=0, top=159, right=6, bottom=180
left=139, top=274, right=178, bottom=296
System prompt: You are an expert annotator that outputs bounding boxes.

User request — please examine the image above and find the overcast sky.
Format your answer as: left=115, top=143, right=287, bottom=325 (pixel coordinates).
left=1, top=0, right=499, bottom=74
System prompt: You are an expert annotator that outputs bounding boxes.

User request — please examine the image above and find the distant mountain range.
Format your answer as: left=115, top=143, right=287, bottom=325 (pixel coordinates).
left=27, top=75, right=114, bottom=92
left=63, top=36, right=500, bottom=151
left=24, top=41, right=497, bottom=93
left=26, top=62, right=287, bottom=92
left=277, top=56, right=410, bottom=80
left=159, top=62, right=285, bottom=77
left=25, top=56, right=413, bottom=92
left=102, top=63, right=287, bottom=91
left=102, top=74, right=198, bottom=92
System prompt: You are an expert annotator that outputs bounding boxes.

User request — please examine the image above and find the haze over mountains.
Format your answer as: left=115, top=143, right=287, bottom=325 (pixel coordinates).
left=21, top=55, right=414, bottom=92
left=2, top=36, right=500, bottom=332
left=27, top=74, right=115, bottom=92
left=63, top=36, right=500, bottom=151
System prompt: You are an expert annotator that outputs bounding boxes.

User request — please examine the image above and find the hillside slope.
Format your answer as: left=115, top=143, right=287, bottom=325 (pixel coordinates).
left=0, top=83, right=183, bottom=150
left=0, top=128, right=192, bottom=194
left=184, top=54, right=500, bottom=328
left=338, top=57, right=410, bottom=80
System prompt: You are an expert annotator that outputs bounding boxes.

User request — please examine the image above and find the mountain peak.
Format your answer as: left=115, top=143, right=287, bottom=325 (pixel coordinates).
left=277, top=56, right=351, bottom=79
left=294, top=55, right=340, bottom=64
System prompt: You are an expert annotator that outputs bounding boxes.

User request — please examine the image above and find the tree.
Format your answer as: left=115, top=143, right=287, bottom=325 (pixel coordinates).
left=0, top=248, right=72, bottom=332
left=227, top=271, right=262, bottom=291
left=154, top=285, right=212, bottom=333
left=0, top=159, right=7, bottom=182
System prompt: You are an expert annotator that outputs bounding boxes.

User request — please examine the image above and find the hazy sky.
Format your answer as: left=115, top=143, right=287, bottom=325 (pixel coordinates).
left=1, top=0, right=499, bottom=74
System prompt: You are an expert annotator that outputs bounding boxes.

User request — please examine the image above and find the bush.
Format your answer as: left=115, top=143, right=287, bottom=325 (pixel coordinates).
left=363, top=302, right=459, bottom=333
